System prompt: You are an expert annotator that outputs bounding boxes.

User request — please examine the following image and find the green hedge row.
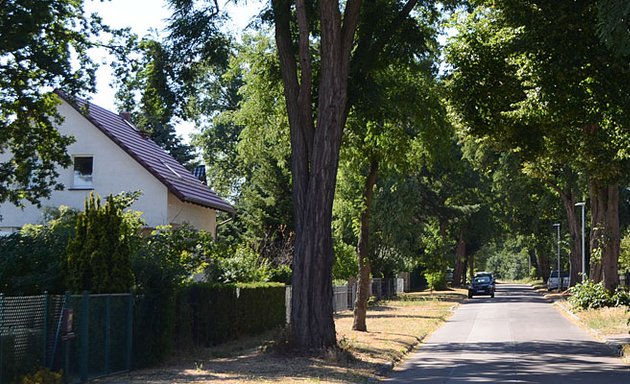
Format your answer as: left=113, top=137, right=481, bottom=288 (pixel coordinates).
left=175, top=282, right=286, bottom=346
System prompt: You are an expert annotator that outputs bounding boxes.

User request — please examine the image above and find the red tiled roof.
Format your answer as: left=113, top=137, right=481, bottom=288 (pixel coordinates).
left=55, top=90, right=235, bottom=214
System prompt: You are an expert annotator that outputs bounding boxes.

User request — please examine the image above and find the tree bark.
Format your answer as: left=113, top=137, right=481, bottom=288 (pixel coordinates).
left=272, top=0, right=362, bottom=351
left=453, top=229, right=466, bottom=286
left=559, top=191, right=581, bottom=286
left=536, top=241, right=551, bottom=283
left=353, top=159, right=378, bottom=331
left=589, top=182, right=620, bottom=290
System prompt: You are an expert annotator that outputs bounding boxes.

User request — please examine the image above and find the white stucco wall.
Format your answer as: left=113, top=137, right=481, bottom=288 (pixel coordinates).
left=0, top=100, right=173, bottom=229
left=167, top=193, right=216, bottom=234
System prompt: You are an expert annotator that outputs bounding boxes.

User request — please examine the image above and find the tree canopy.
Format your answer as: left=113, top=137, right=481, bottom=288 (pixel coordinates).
left=0, top=0, right=111, bottom=206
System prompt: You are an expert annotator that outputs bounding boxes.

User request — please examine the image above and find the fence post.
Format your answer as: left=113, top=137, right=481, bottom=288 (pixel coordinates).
left=126, top=292, right=133, bottom=371
left=80, top=291, right=89, bottom=383
left=62, top=292, right=71, bottom=378
left=43, top=292, right=49, bottom=366
left=104, top=295, right=111, bottom=374
left=1, top=293, right=4, bottom=384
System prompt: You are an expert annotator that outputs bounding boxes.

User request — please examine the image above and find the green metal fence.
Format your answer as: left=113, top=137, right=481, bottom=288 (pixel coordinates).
left=0, top=292, right=133, bottom=384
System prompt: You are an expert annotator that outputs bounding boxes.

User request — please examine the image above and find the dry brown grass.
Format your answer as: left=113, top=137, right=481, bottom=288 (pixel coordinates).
left=97, top=289, right=466, bottom=384
left=555, top=300, right=629, bottom=337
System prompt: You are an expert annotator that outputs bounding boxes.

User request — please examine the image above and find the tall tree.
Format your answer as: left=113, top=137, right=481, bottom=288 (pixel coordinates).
left=446, top=2, right=630, bottom=290
left=271, top=0, right=441, bottom=349
left=112, top=37, right=198, bottom=168
left=0, top=0, right=110, bottom=206
left=340, top=65, right=449, bottom=331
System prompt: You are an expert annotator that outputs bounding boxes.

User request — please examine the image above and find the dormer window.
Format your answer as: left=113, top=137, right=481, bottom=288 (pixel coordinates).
left=73, top=156, right=93, bottom=188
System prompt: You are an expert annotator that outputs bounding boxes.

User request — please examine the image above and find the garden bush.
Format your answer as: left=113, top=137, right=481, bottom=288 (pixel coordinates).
left=425, top=271, right=447, bottom=291
left=0, top=206, right=76, bottom=295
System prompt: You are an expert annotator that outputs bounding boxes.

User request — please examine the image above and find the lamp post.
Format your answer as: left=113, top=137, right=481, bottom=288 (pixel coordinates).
left=553, top=223, right=561, bottom=291
left=575, top=202, right=586, bottom=282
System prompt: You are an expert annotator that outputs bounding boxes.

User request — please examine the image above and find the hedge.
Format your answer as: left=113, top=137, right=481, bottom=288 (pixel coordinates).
left=175, top=282, right=286, bottom=346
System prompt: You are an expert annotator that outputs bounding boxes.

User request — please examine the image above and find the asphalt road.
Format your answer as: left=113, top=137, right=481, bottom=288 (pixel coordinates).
left=383, top=284, right=630, bottom=383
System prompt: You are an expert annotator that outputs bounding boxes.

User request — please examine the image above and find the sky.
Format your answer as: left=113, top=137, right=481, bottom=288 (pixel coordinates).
left=84, top=0, right=262, bottom=141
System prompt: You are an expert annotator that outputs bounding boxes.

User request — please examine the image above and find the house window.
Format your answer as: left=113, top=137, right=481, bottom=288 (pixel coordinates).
left=73, top=156, right=93, bottom=188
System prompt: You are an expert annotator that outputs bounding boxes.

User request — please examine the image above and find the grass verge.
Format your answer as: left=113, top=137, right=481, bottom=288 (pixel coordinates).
left=97, top=289, right=466, bottom=383
left=554, top=298, right=630, bottom=361
left=555, top=300, right=629, bottom=337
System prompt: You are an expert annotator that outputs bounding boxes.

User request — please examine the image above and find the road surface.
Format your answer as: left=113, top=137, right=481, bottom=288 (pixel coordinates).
left=383, top=284, right=630, bottom=383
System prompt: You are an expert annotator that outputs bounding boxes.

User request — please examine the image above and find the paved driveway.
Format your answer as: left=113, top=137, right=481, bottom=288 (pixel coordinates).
left=383, top=284, right=630, bottom=383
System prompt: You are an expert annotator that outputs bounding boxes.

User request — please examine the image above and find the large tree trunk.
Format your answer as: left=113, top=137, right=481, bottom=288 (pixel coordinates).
left=589, top=182, right=620, bottom=290
left=534, top=241, right=551, bottom=283
left=559, top=191, right=581, bottom=286
left=528, top=248, right=538, bottom=278
left=453, top=229, right=466, bottom=286
left=353, top=160, right=378, bottom=331
left=273, top=0, right=362, bottom=350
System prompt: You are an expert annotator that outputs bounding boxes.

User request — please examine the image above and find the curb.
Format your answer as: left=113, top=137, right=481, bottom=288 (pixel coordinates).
left=366, top=299, right=466, bottom=382
left=551, top=299, right=630, bottom=359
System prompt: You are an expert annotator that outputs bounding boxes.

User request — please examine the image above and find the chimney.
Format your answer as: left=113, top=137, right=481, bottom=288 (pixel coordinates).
left=119, top=111, right=132, bottom=122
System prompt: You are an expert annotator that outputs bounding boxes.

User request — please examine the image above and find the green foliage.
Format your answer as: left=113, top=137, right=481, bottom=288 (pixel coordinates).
left=333, top=238, right=358, bottom=281
left=112, top=38, right=197, bottom=168
left=479, top=238, right=533, bottom=281
left=425, top=271, right=447, bottom=291
left=596, top=0, right=630, bottom=57
left=0, top=206, right=77, bottom=294
left=569, top=280, right=630, bottom=310
left=175, top=282, right=286, bottom=346
left=269, top=264, right=292, bottom=284
left=131, top=224, right=274, bottom=365
left=0, top=0, right=125, bottom=206
left=20, top=368, right=63, bottom=384
left=66, top=193, right=138, bottom=293
left=620, top=229, right=630, bottom=273
left=215, top=245, right=271, bottom=284
left=131, top=224, right=217, bottom=366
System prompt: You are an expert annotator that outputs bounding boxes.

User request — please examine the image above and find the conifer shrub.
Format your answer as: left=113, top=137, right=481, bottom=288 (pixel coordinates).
left=65, top=193, right=137, bottom=293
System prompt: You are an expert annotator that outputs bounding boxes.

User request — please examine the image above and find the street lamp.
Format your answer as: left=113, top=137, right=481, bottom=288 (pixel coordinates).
left=553, top=223, right=561, bottom=291
left=575, top=202, right=586, bottom=282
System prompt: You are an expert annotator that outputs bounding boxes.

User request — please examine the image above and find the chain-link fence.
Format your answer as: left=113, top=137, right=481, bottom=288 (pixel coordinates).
left=0, top=292, right=132, bottom=384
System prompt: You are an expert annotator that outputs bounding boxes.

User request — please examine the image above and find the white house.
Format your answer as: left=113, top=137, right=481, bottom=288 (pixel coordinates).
left=0, top=91, right=234, bottom=234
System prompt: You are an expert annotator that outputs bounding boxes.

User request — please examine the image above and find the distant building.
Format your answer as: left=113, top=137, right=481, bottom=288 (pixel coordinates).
left=0, top=91, right=233, bottom=234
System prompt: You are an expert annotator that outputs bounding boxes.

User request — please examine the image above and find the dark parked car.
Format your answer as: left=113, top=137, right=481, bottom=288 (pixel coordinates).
left=474, top=271, right=496, bottom=286
left=468, top=275, right=495, bottom=298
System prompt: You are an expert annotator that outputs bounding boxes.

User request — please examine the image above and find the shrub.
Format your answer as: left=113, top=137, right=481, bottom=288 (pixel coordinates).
left=269, top=264, right=292, bottom=284
left=568, top=280, right=630, bottom=310
left=216, top=245, right=271, bottom=283
left=0, top=206, right=76, bottom=295
left=66, top=193, right=138, bottom=293
left=425, top=271, right=447, bottom=291
left=569, top=280, right=611, bottom=309
left=610, top=287, right=630, bottom=307
left=130, top=225, right=214, bottom=367
left=175, top=282, right=286, bottom=346
left=20, top=368, right=63, bottom=384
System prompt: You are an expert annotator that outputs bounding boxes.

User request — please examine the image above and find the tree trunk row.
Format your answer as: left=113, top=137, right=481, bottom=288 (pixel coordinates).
left=353, top=159, right=378, bottom=331
left=589, top=182, right=620, bottom=290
